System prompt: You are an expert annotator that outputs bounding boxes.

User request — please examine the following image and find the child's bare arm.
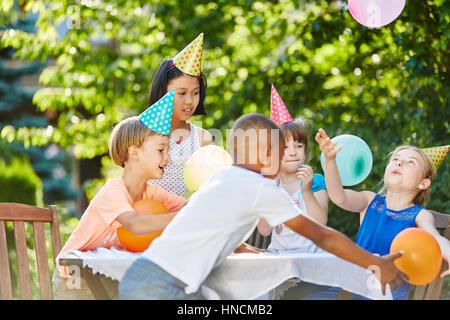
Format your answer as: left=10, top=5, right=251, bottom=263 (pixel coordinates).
left=284, top=214, right=407, bottom=295
left=117, top=211, right=177, bottom=235
left=416, top=209, right=450, bottom=278
left=296, top=165, right=328, bottom=225
left=315, top=128, right=374, bottom=213
left=302, top=187, right=329, bottom=225
left=234, top=242, right=266, bottom=254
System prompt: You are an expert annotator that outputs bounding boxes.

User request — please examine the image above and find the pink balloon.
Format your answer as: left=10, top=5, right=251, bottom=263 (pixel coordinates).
left=348, top=0, right=406, bottom=28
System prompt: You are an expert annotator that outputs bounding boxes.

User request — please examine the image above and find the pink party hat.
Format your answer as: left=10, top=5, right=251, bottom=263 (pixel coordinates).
left=173, top=33, right=204, bottom=76
left=270, top=84, right=293, bottom=125
left=422, top=145, right=449, bottom=171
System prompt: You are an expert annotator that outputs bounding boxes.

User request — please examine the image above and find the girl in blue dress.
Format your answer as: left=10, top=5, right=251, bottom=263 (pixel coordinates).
left=313, top=128, right=450, bottom=300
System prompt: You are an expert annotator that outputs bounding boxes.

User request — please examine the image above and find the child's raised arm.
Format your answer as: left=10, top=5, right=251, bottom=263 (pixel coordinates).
left=315, top=128, right=374, bottom=213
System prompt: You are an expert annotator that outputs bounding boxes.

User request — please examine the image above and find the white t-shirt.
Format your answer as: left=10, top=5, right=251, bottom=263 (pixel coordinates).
left=141, top=165, right=302, bottom=294
left=268, top=190, right=324, bottom=253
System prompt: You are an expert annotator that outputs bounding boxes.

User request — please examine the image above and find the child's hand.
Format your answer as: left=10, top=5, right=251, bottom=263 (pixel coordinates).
left=296, top=165, right=314, bottom=193
left=234, top=242, right=267, bottom=254
left=315, top=128, right=342, bottom=160
left=257, top=218, right=272, bottom=237
left=377, top=251, right=409, bottom=296
left=441, top=253, right=450, bottom=278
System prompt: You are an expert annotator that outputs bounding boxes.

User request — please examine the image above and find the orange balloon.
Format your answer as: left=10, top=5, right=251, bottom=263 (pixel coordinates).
left=117, top=199, right=168, bottom=252
left=390, top=227, right=442, bottom=286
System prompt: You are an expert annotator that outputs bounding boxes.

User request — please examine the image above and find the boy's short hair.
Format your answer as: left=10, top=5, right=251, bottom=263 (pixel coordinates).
left=228, top=113, right=285, bottom=166
left=109, top=116, right=157, bottom=167
left=232, top=112, right=281, bottom=133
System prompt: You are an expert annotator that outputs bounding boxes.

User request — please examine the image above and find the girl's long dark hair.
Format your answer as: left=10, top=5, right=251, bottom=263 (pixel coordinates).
left=148, top=59, right=207, bottom=115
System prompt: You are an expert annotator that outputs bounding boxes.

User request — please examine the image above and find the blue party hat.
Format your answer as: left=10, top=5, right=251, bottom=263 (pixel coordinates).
left=139, top=89, right=174, bottom=135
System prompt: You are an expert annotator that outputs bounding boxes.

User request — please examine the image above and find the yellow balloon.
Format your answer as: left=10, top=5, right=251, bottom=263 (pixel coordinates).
left=184, top=145, right=233, bottom=192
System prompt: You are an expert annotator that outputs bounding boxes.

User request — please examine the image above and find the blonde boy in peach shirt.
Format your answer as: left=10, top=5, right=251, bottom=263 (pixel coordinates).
left=53, top=115, right=186, bottom=299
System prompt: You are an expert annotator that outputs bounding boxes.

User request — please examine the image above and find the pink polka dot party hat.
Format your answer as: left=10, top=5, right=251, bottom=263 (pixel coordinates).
left=172, top=33, right=204, bottom=76
left=270, top=84, right=293, bottom=125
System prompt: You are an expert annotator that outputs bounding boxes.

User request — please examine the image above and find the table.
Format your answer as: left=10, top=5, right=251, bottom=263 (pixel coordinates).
left=59, top=248, right=392, bottom=300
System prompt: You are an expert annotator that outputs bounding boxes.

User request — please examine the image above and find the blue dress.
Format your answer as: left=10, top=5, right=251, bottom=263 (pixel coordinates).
left=302, top=193, right=423, bottom=300
left=355, top=193, right=423, bottom=299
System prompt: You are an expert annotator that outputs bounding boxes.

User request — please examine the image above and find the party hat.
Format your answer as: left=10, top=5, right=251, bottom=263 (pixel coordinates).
left=270, top=84, right=293, bottom=125
left=139, top=89, right=175, bottom=135
left=173, top=33, right=204, bottom=76
left=422, top=145, right=449, bottom=171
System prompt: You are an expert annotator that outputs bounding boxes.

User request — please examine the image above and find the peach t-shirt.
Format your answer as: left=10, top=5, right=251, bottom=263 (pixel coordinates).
left=56, top=177, right=186, bottom=278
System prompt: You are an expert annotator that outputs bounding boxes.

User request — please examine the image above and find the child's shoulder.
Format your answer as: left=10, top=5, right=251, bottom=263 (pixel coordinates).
left=414, top=207, right=433, bottom=223
left=312, top=173, right=326, bottom=192
left=85, top=178, right=131, bottom=213
left=92, top=177, right=128, bottom=199
left=313, top=173, right=324, bottom=181
left=363, top=191, right=379, bottom=206
left=94, top=177, right=126, bottom=195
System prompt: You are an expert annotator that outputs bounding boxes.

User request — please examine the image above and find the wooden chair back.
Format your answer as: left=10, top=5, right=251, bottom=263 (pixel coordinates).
left=0, top=203, right=61, bottom=300
left=246, top=228, right=271, bottom=249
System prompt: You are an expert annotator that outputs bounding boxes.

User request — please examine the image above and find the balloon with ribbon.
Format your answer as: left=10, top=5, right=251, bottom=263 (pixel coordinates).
left=348, top=0, right=406, bottom=28
left=320, top=134, right=373, bottom=186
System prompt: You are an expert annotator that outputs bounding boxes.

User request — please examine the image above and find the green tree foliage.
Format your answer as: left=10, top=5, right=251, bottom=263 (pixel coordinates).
left=0, top=2, right=78, bottom=204
left=0, top=157, right=43, bottom=205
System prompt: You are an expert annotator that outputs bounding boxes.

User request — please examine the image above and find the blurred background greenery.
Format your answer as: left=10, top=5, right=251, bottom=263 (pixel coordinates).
left=0, top=0, right=448, bottom=299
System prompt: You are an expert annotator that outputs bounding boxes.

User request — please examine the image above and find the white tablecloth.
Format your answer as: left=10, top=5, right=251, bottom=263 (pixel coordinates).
left=67, top=248, right=392, bottom=300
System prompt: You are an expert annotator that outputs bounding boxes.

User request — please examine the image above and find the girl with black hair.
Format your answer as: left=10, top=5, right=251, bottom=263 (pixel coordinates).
left=147, top=34, right=212, bottom=197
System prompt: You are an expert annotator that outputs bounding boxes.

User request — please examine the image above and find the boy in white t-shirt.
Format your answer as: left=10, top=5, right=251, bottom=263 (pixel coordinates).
left=118, top=113, right=407, bottom=299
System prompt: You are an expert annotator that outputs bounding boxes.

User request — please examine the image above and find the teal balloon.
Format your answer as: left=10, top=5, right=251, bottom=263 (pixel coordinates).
left=320, top=135, right=373, bottom=186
